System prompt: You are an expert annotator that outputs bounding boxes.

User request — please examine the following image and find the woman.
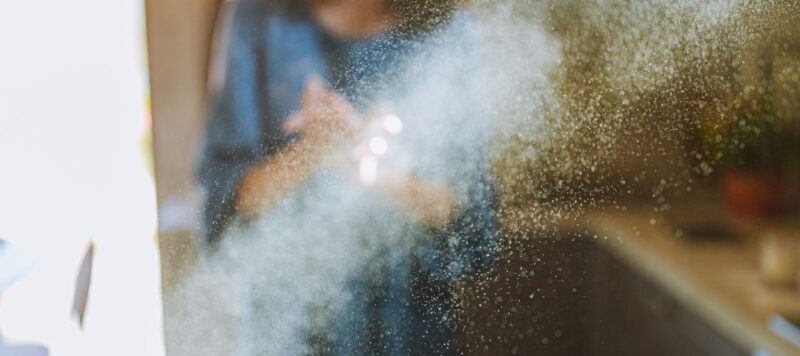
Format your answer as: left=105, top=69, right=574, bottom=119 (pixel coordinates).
left=198, top=0, right=496, bottom=354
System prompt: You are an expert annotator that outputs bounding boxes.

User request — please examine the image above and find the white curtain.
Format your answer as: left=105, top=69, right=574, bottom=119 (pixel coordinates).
left=0, top=1, right=165, bottom=355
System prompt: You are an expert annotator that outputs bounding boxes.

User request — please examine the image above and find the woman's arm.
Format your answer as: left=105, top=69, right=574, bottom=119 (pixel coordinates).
left=197, top=1, right=269, bottom=245
left=235, top=134, right=327, bottom=218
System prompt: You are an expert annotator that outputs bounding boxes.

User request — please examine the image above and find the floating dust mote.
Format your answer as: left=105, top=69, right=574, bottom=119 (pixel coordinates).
left=165, top=1, right=800, bottom=355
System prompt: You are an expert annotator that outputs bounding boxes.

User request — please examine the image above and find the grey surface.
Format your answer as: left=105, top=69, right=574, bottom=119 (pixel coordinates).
left=0, top=340, right=48, bottom=356
left=0, top=240, right=35, bottom=292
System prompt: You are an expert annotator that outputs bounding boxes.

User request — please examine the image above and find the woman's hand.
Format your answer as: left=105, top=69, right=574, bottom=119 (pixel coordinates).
left=347, top=110, right=458, bottom=228
left=347, top=110, right=397, bottom=184
left=237, top=77, right=360, bottom=218
left=283, top=76, right=359, bottom=153
left=375, top=168, right=458, bottom=228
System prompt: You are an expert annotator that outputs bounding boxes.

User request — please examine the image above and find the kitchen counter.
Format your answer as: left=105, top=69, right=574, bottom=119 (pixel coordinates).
left=586, top=208, right=800, bottom=355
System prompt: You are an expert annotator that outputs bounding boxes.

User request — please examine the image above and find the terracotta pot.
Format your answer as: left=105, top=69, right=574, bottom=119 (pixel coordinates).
left=722, top=170, right=784, bottom=219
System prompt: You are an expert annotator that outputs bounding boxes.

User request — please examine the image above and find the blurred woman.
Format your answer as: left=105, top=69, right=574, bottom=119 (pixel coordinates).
left=198, top=0, right=496, bottom=354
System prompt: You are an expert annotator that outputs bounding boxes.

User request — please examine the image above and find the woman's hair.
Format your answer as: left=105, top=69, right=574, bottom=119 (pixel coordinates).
left=270, top=0, right=459, bottom=34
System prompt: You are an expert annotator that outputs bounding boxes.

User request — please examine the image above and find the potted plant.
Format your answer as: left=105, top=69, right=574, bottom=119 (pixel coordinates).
left=701, top=89, right=800, bottom=219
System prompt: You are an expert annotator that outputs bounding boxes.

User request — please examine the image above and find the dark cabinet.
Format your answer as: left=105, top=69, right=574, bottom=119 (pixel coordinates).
left=586, top=250, right=747, bottom=356
left=460, top=236, right=747, bottom=355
